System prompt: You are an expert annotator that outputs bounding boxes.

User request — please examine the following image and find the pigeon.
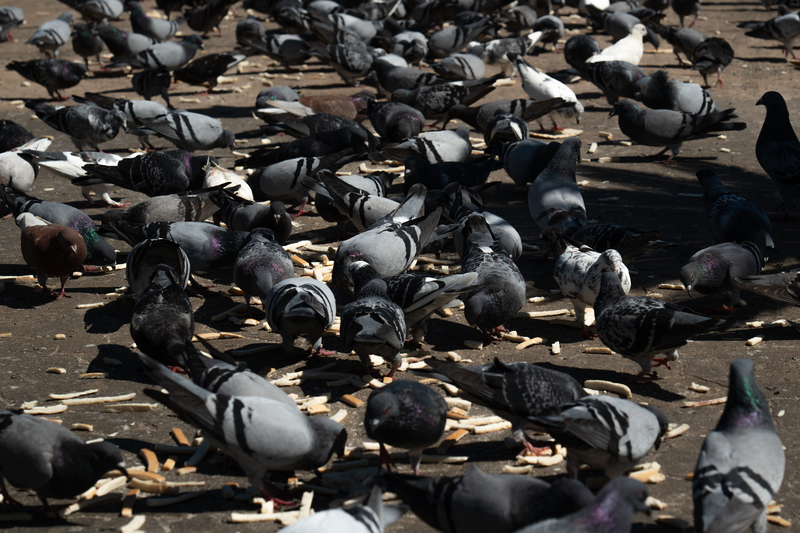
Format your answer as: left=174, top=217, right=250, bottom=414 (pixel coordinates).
left=365, top=380, right=447, bottom=475
left=340, top=278, right=408, bottom=377
left=697, top=169, right=773, bottom=247
left=173, top=52, right=247, bottom=94
left=693, top=359, right=785, bottom=533
left=6, top=59, right=87, bottom=100
left=484, top=112, right=529, bottom=155
left=569, top=223, right=674, bottom=263
left=585, top=7, right=662, bottom=48
left=0, top=409, right=127, bottom=509
left=26, top=11, right=71, bottom=57
left=185, top=0, right=237, bottom=37
left=98, top=189, right=219, bottom=226
left=256, top=91, right=375, bottom=124
left=428, top=18, right=494, bottom=58
left=379, top=466, right=593, bottom=533
left=528, top=137, right=587, bottom=234
left=347, top=260, right=480, bottom=346
left=309, top=44, right=373, bottom=86
left=431, top=50, right=486, bottom=80
left=370, top=62, right=442, bottom=95
left=391, top=30, right=428, bottom=65
left=564, top=34, right=601, bottom=70
left=131, top=264, right=195, bottom=370
left=20, top=222, right=87, bottom=299
left=368, top=101, right=426, bottom=143
left=741, top=12, right=800, bottom=59
left=70, top=92, right=169, bottom=149
left=2, top=186, right=116, bottom=265
left=375, top=126, right=472, bottom=164
left=95, top=23, right=156, bottom=58
left=580, top=60, right=645, bottom=104
left=460, top=214, right=526, bottom=342
left=501, top=139, right=560, bottom=191
left=71, top=22, right=105, bottom=70
left=233, top=228, right=294, bottom=314
left=0, top=6, right=23, bottom=42
left=265, top=277, right=336, bottom=356
left=76, top=0, right=124, bottom=22
left=203, top=164, right=255, bottom=202
left=0, top=120, right=34, bottom=152
left=527, top=395, right=668, bottom=479
left=514, top=478, right=651, bottom=533
left=102, top=220, right=248, bottom=272
left=120, top=34, right=204, bottom=70
left=241, top=126, right=370, bottom=168
left=444, top=98, right=571, bottom=133
left=482, top=32, right=544, bottom=75
left=634, top=70, right=721, bottom=116
left=402, top=156, right=500, bottom=194
left=418, top=358, right=586, bottom=453
left=82, top=151, right=215, bottom=196
left=255, top=86, right=301, bottom=107
left=26, top=102, right=127, bottom=151
left=672, top=0, right=700, bottom=28
left=755, top=91, right=800, bottom=213
left=391, top=74, right=503, bottom=122
left=543, top=227, right=631, bottom=339
left=654, top=23, right=708, bottom=64
left=281, top=485, right=407, bottom=533
left=586, top=24, right=647, bottom=65
left=128, top=111, right=235, bottom=152
left=126, top=0, right=184, bottom=41
left=594, top=271, right=736, bottom=379
left=0, top=137, right=52, bottom=193
left=730, top=270, right=800, bottom=306
left=609, top=100, right=746, bottom=163
left=679, top=235, right=767, bottom=309
left=208, top=189, right=291, bottom=243
left=533, top=15, right=565, bottom=50
left=131, top=68, right=172, bottom=108
left=138, top=351, right=348, bottom=502
left=499, top=5, right=539, bottom=33
left=513, top=55, right=583, bottom=130
left=126, top=238, right=191, bottom=298
left=451, top=186, right=522, bottom=260
left=692, top=37, right=734, bottom=88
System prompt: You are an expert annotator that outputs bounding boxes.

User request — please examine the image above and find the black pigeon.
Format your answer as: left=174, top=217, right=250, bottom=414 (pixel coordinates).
left=402, top=156, right=501, bottom=194
left=131, top=264, right=194, bottom=370
left=208, top=189, right=292, bottom=243
left=693, top=359, right=785, bottom=533
left=95, top=23, right=155, bottom=57
left=391, top=73, right=503, bottom=121
left=515, top=478, right=651, bottom=533
left=444, top=97, right=571, bottom=133
left=365, top=380, right=447, bottom=475
left=371, top=61, right=442, bottom=94
left=379, top=466, right=594, bottom=533
left=83, top=151, right=216, bottom=197
left=185, top=0, right=238, bottom=37
left=237, top=126, right=369, bottom=168
left=580, top=60, right=644, bottom=104
left=126, top=0, right=184, bottom=41
left=418, top=357, right=585, bottom=453
left=173, top=52, right=247, bottom=94
left=368, top=101, right=426, bottom=143
left=6, top=59, right=87, bottom=100
left=0, top=410, right=127, bottom=510
left=126, top=238, right=191, bottom=298
left=71, top=23, right=105, bottom=70
left=132, top=68, right=172, bottom=108
left=0, top=120, right=34, bottom=152
left=755, top=91, right=800, bottom=213
left=501, top=139, right=560, bottom=191
left=697, top=169, right=773, bottom=247
left=595, top=271, right=737, bottom=380
left=233, top=228, right=294, bottom=313
left=692, top=37, right=734, bottom=88
left=672, top=0, right=701, bottom=28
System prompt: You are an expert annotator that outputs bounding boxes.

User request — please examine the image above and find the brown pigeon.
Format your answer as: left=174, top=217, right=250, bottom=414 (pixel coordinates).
left=20, top=223, right=86, bottom=298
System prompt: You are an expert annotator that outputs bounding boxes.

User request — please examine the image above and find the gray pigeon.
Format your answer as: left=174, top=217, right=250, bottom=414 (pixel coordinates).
left=126, top=238, right=191, bottom=298
left=499, top=5, right=539, bottom=33
left=26, top=11, right=71, bottom=57
left=256, top=85, right=301, bottom=107
left=431, top=50, right=485, bottom=80
left=127, top=0, right=184, bottom=41
left=376, top=126, right=472, bottom=163
left=460, top=213, right=526, bottom=343
left=365, top=380, right=447, bottom=475
left=208, top=189, right=291, bottom=243
left=95, top=23, right=156, bottom=58
left=697, top=169, right=773, bottom=247
left=418, top=358, right=586, bottom=453
left=693, top=359, right=785, bottom=533
left=579, top=60, right=644, bottom=104
left=6, top=59, right=87, bottom=100
left=76, top=0, right=124, bottom=22
left=0, top=409, right=127, bottom=509
left=233, top=228, right=294, bottom=314
left=139, top=351, right=348, bottom=503
left=450, top=185, right=522, bottom=260
left=380, top=466, right=593, bottom=533
left=26, top=102, right=126, bottom=151
left=265, top=277, right=336, bottom=356
left=445, top=98, right=570, bottom=133
left=653, top=23, right=707, bottom=64
left=128, top=111, right=235, bottom=151
left=528, top=137, right=587, bottom=234
left=131, top=68, right=172, bottom=108
left=368, top=100, right=426, bottom=143
left=429, top=18, right=493, bottom=58
left=71, top=92, right=169, bottom=149
left=730, top=271, right=800, bottom=306
left=609, top=100, right=746, bottom=163
left=310, top=43, right=373, bottom=86
left=341, top=278, right=407, bottom=377
left=743, top=12, right=800, bottom=59
left=391, top=30, right=428, bottom=64
left=692, top=37, right=734, bottom=88
left=371, top=62, right=442, bottom=95
left=0, top=6, right=23, bottom=42
left=527, top=395, right=668, bottom=479
left=391, top=74, right=503, bottom=122
left=71, top=22, right=104, bottom=70
left=281, top=485, right=407, bottom=533
left=502, top=139, right=560, bottom=191
left=122, top=34, right=204, bottom=70
left=131, top=264, right=194, bottom=370
left=679, top=235, right=767, bottom=309
left=100, top=190, right=220, bottom=226
left=515, top=478, right=651, bottom=533
left=755, top=91, right=800, bottom=213
left=484, top=113, right=529, bottom=155
left=594, top=271, right=736, bottom=380
left=543, top=227, right=631, bottom=339
left=634, top=70, right=721, bottom=115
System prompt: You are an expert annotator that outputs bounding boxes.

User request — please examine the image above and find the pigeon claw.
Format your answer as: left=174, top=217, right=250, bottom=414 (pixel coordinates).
left=651, top=357, right=671, bottom=370
left=579, top=325, right=596, bottom=340
left=312, top=348, right=336, bottom=357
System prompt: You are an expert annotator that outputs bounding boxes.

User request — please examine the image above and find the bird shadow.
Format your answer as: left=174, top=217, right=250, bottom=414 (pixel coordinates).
left=83, top=298, right=135, bottom=334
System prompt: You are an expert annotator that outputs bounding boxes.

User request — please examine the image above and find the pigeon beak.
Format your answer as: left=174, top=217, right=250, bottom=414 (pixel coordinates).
left=685, top=284, right=693, bottom=297
left=608, top=109, right=617, bottom=118
left=117, top=462, right=130, bottom=479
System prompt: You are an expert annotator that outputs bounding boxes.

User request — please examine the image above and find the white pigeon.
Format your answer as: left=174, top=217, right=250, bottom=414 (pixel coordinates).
left=586, top=24, right=647, bottom=65
left=543, top=227, right=631, bottom=339
left=513, top=55, right=583, bottom=131
left=203, top=163, right=254, bottom=201
left=0, top=137, right=52, bottom=193
left=483, top=31, right=542, bottom=77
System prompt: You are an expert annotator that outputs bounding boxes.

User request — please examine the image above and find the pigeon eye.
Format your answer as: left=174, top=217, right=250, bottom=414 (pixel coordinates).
left=383, top=407, right=390, bottom=414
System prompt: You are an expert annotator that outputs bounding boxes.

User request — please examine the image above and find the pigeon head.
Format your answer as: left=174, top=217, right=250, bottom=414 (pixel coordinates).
left=564, top=34, right=599, bottom=68
left=598, top=249, right=625, bottom=276
left=596, top=271, right=628, bottom=310
left=365, top=387, right=399, bottom=439
left=718, top=358, right=775, bottom=431
left=305, top=417, right=348, bottom=468
left=608, top=100, right=642, bottom=120
left=87, top=235, right=117, bottom=265
left=541, top=226, right=568, bottom=258
left=149, top=263, right=181, bottom=288
left=219, top=129, right=236, bottom=151
left=631, top=24, right=648, bottom=38
left=679, top=250, right=726, bottom=296
left=756, top=91, right=786, bottom=110
left=348, top=260, right=382, bottom=295
left=87, top=440, right=128, bottom=479
left=678, top=261, right=700, bottom=295
left=184, top=34, right=204, bottom=49
left=391, top=88, right=415, bottom=105
left=245, top=227, right=278, bottom=246
left=634, top=70, right=669, bottom=102
left=642, top=404, right=669, bottom=449
left=598, top=478, right=651, bottom=518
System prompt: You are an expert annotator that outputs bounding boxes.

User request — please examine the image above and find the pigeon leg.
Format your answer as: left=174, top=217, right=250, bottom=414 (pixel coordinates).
left=689, top=15, right=698, bottom=28
left=715, top=72, right=724, bottom=88
left=81, top=264, right=101, bottom=272
left=377, top=443, right=396, bottom=473
left=290, top=198, right=309, bottom=218
left=0, top=478, right=23, bottom=511
left=6, top=33, right=13, bottom=42
left=651, top=357, right=672, bottom=370
left=519, top=440, right=554, bottom=457
left=312, top=347, right=336, bottom=356
left=56, top=279, right=72, bottom=299
left=259, top=487, right=295, bottom=509
left=579, top=324, right=596, bottom=340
